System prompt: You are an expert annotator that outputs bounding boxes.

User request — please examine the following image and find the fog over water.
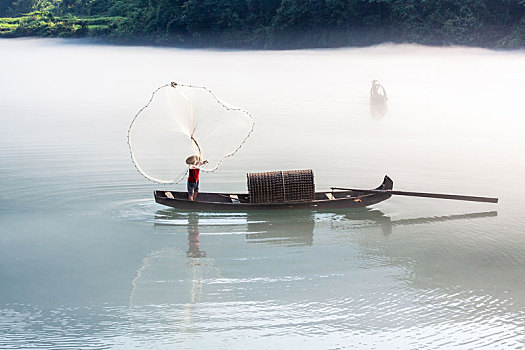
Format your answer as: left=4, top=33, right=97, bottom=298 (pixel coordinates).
left=0, top=38, right=524, bottom=349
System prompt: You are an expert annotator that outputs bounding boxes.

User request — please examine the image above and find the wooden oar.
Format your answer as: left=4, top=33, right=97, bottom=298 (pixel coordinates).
left=330, top=187, right=498, bottom=203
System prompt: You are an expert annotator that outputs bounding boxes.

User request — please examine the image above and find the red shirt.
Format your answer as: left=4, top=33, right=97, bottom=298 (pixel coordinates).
left=188, top=168, right=200, bottom=183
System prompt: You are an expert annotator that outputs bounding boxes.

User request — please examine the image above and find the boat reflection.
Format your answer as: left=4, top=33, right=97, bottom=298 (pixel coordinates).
left=329, top=208, right=393, bottom=235
left=243, top=209, right=390, bottom=246
left=331, top=209, right=497, bottom=235
left=154, top=209, right=315, bottom=247
left=245, top=211, right=315, bottom=247
left=153, top=209, right=497, bottom=247
left=390, top=211, right=497, bottom=227
left=131, top=209, right=502, bottom=310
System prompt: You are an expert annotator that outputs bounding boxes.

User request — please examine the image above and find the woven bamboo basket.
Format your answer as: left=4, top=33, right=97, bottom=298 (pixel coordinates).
left=247, top=169, right=315, bottom=203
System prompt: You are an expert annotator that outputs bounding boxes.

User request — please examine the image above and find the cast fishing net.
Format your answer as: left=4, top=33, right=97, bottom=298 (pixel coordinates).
left=128, top=82, right=254, bottom=184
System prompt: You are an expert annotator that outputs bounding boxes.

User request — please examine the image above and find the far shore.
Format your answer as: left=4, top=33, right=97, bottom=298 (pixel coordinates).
left=2, top=35, right=524, bottom=52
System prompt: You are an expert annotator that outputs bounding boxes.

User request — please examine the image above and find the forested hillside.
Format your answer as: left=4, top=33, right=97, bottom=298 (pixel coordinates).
left=1, top=0, right=524, bottom=48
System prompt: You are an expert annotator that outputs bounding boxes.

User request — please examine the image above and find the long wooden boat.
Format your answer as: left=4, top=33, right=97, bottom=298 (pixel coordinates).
left=154, top=175, right=393, bottom=211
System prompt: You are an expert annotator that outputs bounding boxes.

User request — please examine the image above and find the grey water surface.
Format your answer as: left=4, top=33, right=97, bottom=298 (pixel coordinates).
left=0, top=38, right=524, bottom=349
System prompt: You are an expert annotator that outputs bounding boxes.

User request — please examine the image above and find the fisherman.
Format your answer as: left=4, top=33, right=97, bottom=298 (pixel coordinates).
left=186, top=155, right=208, bottom=201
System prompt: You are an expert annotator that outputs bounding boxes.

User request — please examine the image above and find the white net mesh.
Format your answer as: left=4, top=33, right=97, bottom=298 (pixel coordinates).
left=128, top=83, right=254, bottom=184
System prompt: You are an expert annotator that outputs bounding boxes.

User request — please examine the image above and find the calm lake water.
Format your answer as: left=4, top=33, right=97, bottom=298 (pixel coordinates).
left=1, top=38, right=524, bottom=349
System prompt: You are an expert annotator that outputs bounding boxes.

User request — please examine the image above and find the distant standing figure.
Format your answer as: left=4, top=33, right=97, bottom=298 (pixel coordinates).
left=185, top=155, right=208, bottom=201
left=370, top=80, right=388, bottom=119
left=370, top=80, right=388, bottom=103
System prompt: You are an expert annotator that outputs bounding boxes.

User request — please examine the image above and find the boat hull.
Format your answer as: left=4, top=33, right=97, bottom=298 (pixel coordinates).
left=154, top=176, right=393, bottom=211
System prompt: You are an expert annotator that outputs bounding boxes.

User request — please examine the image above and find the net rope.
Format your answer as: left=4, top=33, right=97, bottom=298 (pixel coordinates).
left=127, top=82, right=255, bottom=184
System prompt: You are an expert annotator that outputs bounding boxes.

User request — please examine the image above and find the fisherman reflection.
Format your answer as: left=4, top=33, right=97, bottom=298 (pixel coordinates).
left=187, top=213, right=206, bottom=258
left=370, top=80, right=388, bottom=119
left=185, top=213, right=207, bottom=307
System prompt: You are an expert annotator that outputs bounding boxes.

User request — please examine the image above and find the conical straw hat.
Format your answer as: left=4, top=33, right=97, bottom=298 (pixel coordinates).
left=185, top=155, right=201, bottom=165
